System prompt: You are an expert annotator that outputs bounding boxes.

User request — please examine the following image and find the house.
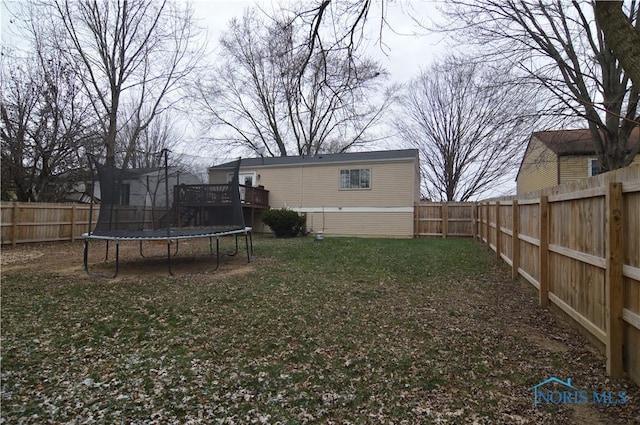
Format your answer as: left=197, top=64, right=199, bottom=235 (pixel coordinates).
left=516, top=128, right=640, bottom=195
left=116, top=167, right=202, bottom=208
left=209, top=149, right=421, bottom=238
left=71, top=166, right=202, bottom=208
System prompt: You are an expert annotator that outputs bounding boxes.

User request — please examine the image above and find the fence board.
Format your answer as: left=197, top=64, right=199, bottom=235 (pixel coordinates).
left=606, top=183, right=624, bottom=377
left=518, top=201, right=541, bottom=290
left=539, top=196, right=549, bottom=307
left=472, top=165, right=640, bottom=385
left=1, top=203, right=98, bottom=245
left=3, top=166, right=640, bottom=385
left=414, top=203, right=474, bottom=238
left=512, top=200, right=520, bottom=280
left=499, top=202, right=513, bottom=266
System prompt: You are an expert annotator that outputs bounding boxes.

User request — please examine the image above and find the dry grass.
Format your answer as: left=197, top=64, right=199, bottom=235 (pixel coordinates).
left=1, top=237, right=638, bottom=424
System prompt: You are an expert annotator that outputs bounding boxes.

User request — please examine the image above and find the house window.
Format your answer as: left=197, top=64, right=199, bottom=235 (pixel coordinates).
left=228, top=172, right=256, bottom=186
left=588, top=158, right=602, bottom=177
left=340, top=168, right=371, bottom=189
left=120, top=183, right=130, bottom=205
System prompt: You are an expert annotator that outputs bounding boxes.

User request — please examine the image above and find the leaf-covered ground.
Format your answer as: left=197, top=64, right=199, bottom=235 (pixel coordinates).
left=1, top=237, right=638, bottom=424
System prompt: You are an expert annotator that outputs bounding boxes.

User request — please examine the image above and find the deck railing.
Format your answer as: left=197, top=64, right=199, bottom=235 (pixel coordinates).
left=240, top=185, right=269, bottom=207
left=173, top=184, right=269, bottom=207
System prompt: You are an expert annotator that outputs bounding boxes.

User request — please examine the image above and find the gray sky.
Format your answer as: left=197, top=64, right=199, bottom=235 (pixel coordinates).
left=179, top=1, right=453, bottom=163
left=190, top=0, right=448, bottom=84
left=0, top=0, right=517, bottom=197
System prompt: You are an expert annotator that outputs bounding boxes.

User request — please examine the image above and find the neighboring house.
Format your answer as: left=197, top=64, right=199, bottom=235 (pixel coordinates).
left=69, top=166, right=202, bottom=208
left=209, top=149, right=421, bottom=238
left=516, top=128, right=640, bottom=195
left=116, top=167, right=202, bottom=208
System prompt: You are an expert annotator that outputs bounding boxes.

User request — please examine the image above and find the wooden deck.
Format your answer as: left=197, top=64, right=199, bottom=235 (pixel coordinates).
left=240, top=185, right=269, bottom=208
left=174, top=184, right=269, bottom=208
left=172, top=184, right=269, bottom=229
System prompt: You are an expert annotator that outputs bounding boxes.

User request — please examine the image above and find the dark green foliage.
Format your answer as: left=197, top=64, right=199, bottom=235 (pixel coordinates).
left=262, top=208, right=306, bottom=237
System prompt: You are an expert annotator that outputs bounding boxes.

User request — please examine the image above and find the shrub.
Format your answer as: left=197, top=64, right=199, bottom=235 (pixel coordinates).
left=262, top=209, right=305, bottom=237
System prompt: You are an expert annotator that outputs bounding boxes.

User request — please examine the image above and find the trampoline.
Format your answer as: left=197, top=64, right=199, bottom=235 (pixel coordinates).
left=82, top=150, right=252, bottom=277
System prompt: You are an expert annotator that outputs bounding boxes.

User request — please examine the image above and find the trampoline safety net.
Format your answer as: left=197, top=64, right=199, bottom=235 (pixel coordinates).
left=88, top=154, right=246, bottom=237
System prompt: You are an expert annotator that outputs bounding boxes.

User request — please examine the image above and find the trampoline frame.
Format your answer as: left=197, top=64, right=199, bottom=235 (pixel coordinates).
left=82, top=227, right=252, bottom=278
left=82, top=150, right=253, bottom=278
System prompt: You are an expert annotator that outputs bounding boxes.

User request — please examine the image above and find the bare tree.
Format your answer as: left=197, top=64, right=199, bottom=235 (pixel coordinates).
left=42, top=0, right=204, bottom=164
left=115, top=105, right=185, bottom=169
left=438, top=0, right=639, bottom=172
left=396, top=58, right=541, bottom=201
left=194, top=7, right=395, bottom=157
left=285, top=0, right=384, bottom=63
left=595, top=0, right=640, bottom=91
left=1, top=42, right=97, bottom=202
left=253, top=1, right=640, bottom=172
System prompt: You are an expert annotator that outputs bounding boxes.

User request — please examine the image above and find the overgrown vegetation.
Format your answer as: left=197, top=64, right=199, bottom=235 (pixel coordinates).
left=1, top=237, right=638, bottom=423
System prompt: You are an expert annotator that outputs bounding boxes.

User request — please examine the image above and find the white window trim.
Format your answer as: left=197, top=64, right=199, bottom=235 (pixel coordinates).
left=228, top=171, right=257, bottom=186
left=588, top=157, right=600, bottom=177
left=339, top=168, right=371, bottom=190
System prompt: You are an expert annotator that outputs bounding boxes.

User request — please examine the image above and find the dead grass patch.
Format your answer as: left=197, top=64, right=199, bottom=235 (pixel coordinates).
left=1, top=237, right=638, bottom=424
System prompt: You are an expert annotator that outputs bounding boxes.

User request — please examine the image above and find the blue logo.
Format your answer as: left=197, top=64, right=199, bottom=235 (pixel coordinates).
left=531, top=377, right=628, bottom=407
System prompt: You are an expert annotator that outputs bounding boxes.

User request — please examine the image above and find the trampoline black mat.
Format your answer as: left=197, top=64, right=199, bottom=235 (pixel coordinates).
left=83, top=226, right=251, bottom=241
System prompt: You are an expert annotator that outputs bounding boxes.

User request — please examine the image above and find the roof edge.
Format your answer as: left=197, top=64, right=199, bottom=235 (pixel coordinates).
left=209, top=149, right=419, bottom=170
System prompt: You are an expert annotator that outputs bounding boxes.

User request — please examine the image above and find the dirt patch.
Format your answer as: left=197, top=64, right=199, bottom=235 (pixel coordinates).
left=1, top=249, right=45, bottom=267
left=570, top=403, right=616, bottom=425
left=0, top=238, right=253, bottom=279
left=511, top=324, right=570, bottom=353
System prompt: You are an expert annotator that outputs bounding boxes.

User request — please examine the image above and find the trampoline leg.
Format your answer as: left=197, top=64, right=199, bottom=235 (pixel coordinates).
left=105, top=240, right=110, bottom=262
left=245, top=232, right=251, bottom=263
left=221, top=235, right=239, bottom=257
left=167, top=241, right=173, bottom=276
left=139, top=241, right=145, bottom=258
left=214, top=238, right=220, bottom=271
left=83, top=238, right=90, bottom=273
left=114, top=242, right=120, bottom=278
left=227, top=235, right=239, bottom=256
left=84, top=239, right=119, bottom=279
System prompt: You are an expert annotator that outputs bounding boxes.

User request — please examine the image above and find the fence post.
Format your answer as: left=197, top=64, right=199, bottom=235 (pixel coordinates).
left=414, top=202, right=418, bottom=238
left=479, top=202, right=484, bottom=242
left=71, top=205, right=77, bottom=242
left=495, top=200, right=501, bottom=259
left=539, top=195, right=549, bottom=307
left=474, top=203, right=479, bottom=240
left=11, top=203, right=18, bottom=247
left=483, top=202, right=488, bottom=244
left=442, top=203, right=448, bottom=238
left=476, top=203, right=480, bottom=240
left=512, top=199, right=520, bottom=280
left=605, top=182, right=624, bottom=378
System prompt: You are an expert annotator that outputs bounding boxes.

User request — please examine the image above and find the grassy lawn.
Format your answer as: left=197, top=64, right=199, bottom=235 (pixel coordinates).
left=1, top=237, right=638, bottom=424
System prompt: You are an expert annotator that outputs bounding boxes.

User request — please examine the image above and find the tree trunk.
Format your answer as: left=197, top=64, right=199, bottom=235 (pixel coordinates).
left=595, top=1, right=640, bottom=91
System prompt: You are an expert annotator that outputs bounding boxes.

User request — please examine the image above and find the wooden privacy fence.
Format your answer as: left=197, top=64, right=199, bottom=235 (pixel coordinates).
left=413, top=166, right=640, bottom=385
left=1, top=202, right=96, bottom=246
left=414, top=202, right=475, bottom=237
left=476, top=165, right=640, bottom=386
left=0, top=203, right=162, bottom=246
